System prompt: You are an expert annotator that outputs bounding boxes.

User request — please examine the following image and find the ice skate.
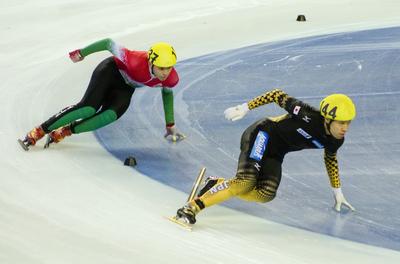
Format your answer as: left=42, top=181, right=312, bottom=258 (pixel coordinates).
left=18, top=126, right=46, bottom=151
left=166, top=204, right=198, bottom=231
left=176, top=204, right=198, bottom=224
left=44, top=125, right=72, bottom=148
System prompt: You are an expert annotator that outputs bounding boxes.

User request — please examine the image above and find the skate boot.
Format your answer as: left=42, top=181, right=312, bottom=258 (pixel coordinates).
left=44, top=125, right=72, bottom=148
left=197, top=176, right=225, bottom=197
left=18, top=126, right=46, bottom=151
left=176, top=204, right=198, bottom=224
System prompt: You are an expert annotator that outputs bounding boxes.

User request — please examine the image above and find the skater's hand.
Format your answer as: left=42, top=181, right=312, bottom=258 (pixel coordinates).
left=224, top=103, right=249, bottom=121
left=164, top=125, right=186, bottom=142
left=69, top=49, right=84, bottom=63
left=332, top=187, right=355, bottom=212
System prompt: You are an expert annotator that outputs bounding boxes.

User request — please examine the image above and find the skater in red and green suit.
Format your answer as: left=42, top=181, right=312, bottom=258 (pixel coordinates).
left=20, top=39, right=185, bottom=150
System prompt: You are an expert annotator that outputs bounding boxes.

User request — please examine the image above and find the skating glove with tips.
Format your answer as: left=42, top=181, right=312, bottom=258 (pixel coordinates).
left=69, top=49, right=84, bottom=62
left=224, top=103, right=249, bottom=121
left=164, top=124, right=186, bottom=142
left=332, top=187, right=355, bottom=212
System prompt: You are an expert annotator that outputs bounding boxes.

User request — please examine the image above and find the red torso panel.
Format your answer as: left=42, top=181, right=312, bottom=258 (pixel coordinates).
left=113, top=49, right=178, bottom=88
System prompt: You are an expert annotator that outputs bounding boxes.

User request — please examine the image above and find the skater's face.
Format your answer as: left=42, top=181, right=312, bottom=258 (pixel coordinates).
left=326, top=120, right=351, bottom=139
left=152, top=65, right=173, bottom=81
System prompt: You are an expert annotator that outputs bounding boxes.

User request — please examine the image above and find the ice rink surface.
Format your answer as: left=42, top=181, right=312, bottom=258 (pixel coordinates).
left=2, top=0, right=400, bottom=263
left=98, top=26, right=400, bottom=250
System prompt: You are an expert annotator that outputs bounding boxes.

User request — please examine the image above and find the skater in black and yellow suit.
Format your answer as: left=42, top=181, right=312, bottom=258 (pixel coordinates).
left=177, top=89, right=356, bottom=224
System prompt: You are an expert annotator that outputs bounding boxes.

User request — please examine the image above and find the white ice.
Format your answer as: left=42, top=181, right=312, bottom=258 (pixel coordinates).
left=1, top=0, right=400, bottom=263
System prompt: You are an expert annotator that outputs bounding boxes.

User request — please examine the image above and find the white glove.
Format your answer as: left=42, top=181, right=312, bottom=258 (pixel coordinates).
left=224, top=103, right=249, bottom=121
left=164, top=125, right=186, bottom=142
left=332, top=187, right=355, bottom=212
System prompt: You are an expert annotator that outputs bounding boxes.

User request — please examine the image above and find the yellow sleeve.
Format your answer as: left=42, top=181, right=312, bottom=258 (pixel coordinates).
left=248, top=89, right=289, bottom=110
left=324, top=150, right=341, bottom=188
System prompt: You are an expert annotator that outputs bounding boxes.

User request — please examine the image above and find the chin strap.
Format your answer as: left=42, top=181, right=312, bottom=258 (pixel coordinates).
left=150, top=64, right=155, bottom=75
left=325, top=119, right=333, bottom=135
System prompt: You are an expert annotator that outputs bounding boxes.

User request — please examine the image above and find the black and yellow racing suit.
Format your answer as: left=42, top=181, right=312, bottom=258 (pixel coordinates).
left=193, top=89, right=343, bottom=210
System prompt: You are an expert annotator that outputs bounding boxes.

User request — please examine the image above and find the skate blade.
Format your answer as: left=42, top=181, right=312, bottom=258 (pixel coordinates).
left=17, top=139, right=29, bottom=151
left=165, top=216, right=193, bottom=231
left=43, top=135, right=52, bottom=149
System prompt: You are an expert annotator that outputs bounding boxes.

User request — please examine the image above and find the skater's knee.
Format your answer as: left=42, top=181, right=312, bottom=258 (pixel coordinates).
left=73, top=109, right=117, bottom=133
left=78, top=106, right=96, bottom=118
left=229, top=174, right=257, bottom=196
left=100, top=109, right=117, bottom=122
left=257, top=193, right=276, bottom=203
left=65, top=103, right=96, bottom=118
left=257, top=179, right=278, bottom=203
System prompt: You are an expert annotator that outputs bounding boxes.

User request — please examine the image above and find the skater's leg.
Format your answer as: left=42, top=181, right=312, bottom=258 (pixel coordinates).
left=71, top=82, right=135, bottom=133
left=176, top=155, right=258, bottom=224
left=46, top=79, right=134, bottom=145
left=191, top=151, right=258, bottom=210
left=41, top=57, right=120, bottom=133
left=20, top=57, right=118, bottom=149
left=177, top=121, right=276, bottom=223
left=178, top=128, right=261, bottom=223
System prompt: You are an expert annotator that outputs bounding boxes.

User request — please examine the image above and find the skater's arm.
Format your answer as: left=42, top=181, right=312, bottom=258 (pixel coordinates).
left=161, top=87, right=175, bottom=126
left=324, top=150, right=341, bottom=188
left=248, top=89, right=319, bottom=122
left=70, top=38, right=127, bottom=62
left=224, top=89, right=315, bottom=121
left=162, top=87, right=186, bottom=142
left=80, top=38, right=126, bottom=59
left=248, top=89, right=290, bottom=110
left=324, top=149, right=355, bottom=211
left=224, top=88, right=289, bottom=121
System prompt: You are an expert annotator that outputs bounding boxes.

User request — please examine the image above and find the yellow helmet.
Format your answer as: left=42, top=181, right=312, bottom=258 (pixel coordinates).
left=148, top=42, right=177, bottom=67
left=320, top=94, right=356, bottom=121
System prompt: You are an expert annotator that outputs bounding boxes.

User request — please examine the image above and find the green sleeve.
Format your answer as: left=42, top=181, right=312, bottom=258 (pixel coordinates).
left=162, top=88, right=175, bottom=126
left=79, top=38, right=114, bottom=57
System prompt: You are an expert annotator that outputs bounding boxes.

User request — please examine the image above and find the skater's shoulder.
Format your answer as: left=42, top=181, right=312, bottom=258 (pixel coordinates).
left=162, top=68, right=179, bottom=87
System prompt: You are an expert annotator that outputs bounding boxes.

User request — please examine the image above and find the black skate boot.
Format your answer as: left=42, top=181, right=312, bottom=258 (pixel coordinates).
left=176, top=204, right=198, bottom=224
left=197, top=176, right=225, bottom=197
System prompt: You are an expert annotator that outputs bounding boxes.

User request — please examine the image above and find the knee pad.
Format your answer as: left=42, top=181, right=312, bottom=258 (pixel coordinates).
left=79, top=106, right=96, bottom=118
left=73, top=109, right=117, bottom=133
left=99, top=109, right=118, bottom=123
